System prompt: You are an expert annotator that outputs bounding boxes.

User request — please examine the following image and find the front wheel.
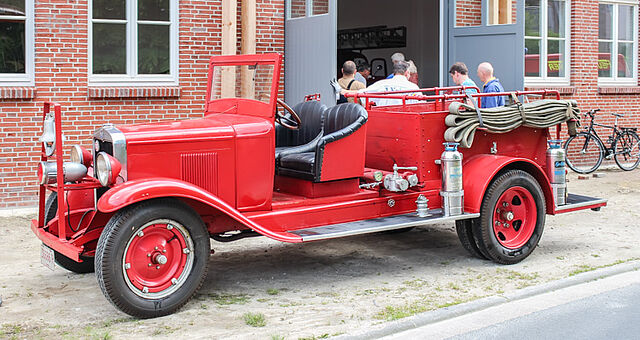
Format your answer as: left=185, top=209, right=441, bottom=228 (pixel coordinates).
left=564, top=132, right=605, bottom=174
left=473, top=170, right=546, bottom=264
left=613, top=131, right=640, bottom=171
left=96, top=199, right=210, bottom=318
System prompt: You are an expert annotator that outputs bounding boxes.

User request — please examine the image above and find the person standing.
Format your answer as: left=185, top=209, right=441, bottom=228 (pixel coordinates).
left=355, top=63, right=370, bottom=87
left=477, top=62, right=505, bottom=108
left=386, top=52, right=406, bottom=79
left=449, top=62, right=478, bottom=95
left=337, top=60, right=366, bottom=104
left=341, top=61, right=419, bottom=107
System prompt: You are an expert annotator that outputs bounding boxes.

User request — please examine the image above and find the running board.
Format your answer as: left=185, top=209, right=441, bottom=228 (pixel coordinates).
left=288, top=209, right=480, bottom=242
left=554, top=193, right=607, bottom=214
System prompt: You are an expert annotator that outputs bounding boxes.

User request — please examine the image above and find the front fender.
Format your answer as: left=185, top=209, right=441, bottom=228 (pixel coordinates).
left=97, top=178, right=302, bottom=243
left=463, top=155, right=553, bottom=214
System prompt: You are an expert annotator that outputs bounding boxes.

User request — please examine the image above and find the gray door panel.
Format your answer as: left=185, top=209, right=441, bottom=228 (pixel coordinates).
left=285, top=0, right=337, bottom=107
left=447, top=0, right=524, bottom=92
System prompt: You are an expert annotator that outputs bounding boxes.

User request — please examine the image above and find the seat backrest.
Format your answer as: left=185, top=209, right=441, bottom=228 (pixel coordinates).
left=275, top=101, right=326, bottom=147
left=323, top=103, right=368, bottom=135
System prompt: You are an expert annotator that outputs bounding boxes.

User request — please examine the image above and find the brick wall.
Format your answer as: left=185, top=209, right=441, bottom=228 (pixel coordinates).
left=0, top=0, right=285, bottom=208
left=456, top=0, right=482, bottom=27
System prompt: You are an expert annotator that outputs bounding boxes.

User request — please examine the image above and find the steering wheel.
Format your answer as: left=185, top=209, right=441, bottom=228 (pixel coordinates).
left=276, top=99, right=302, bottom=130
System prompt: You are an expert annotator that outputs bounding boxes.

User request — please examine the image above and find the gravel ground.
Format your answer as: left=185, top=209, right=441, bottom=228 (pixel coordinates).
left=0, top=169, right=638, bottom=340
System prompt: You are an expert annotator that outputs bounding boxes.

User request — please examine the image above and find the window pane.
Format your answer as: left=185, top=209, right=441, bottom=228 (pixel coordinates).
left=598, top=41, right=612, bottom=77
left=138, top=0, right=169, bottom=21
left=455, top=0, right=482, bottom=27
left=617, top=42, right=633, bottom=78
left=93, top=23, right=126, bottom=74
left=0, top=21, right=25, bottom=73
left=138, top=24, right=170, bottom=74
left=547, top=39, right=565, bottom=77
left=489, top=0, right=515, bottom=25
left=547, top=0, right=565, bottom=38
left=290, top=0, right=306, bottom=19
left=0, top=0, right=25, bottom=16
left=312, top=0, right=328, bottom=15
left=618, top=5, right=634, bottom=41
left=525, top=0, right=540, bottom=37
left=93, top=0, right=125, bottom=20
left=599, top=4, right=612, bottom=40
left=525, top=39, right=541, bottom=77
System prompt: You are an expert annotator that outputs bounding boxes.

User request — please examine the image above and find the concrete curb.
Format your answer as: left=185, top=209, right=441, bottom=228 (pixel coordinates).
left=335, top=260, right=640, bottom=340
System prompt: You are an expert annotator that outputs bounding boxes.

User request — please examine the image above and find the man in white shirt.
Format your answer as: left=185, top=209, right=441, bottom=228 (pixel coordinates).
left=341, top=61, right=420, bottom=107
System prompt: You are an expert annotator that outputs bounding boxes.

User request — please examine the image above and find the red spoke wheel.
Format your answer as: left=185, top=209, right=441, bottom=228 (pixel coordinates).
left=473, top=170, right=546, bottom=264
left=96, top=199, right=210, bottom=318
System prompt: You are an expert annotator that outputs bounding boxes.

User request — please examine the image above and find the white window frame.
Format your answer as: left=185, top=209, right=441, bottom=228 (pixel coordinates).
left=525, top=0, right=571, bottom=86
left=0, top=0, right=34, bottom=86
left=88, top=0, right=179, bottom=86
left=287, top=0, right=329, bottom=20
left=598, top=0, right=638, bottom=86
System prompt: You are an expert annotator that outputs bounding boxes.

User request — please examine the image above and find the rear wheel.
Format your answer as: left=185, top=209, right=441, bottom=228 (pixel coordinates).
left=564, top=132, right=604, bottom=174
left=96, top=199, right=210, bottom=318
left=44, top=192, right=95, bottom=274
left=455, top=219, right=487, bottom=259
left=473, top=170, right=545, bottom=264
left=614, top=131, right=640, bottom=171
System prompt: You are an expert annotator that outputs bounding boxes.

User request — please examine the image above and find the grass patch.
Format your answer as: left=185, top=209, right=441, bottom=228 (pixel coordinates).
left=243, top=312, right=266, bottom=327
left=298, top=334, right=329, bottom=340
left=151, top=325, right=178, bottom=336
left=496, top=268, right=539, bottom=281
left=267, top=288, right=280, bottom=295
left=568, top=258, right=640, bottom=276
left=1, top=324, right=23, bottom=337
left=102, top=317, right=133, bottom=328
left=403, top=279, right=428, bottom=288
left=375, top=303, right=431, bottom=321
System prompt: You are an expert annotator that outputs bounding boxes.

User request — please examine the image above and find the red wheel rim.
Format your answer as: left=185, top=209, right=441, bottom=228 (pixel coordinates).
left=123, top=219, right=194, bottom=298
left=492, top=186, right=537, bottom=249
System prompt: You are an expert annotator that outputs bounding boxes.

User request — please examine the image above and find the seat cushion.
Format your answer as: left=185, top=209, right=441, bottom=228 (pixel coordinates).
left=279, top=152, right=315, bottom=173
left=275, top=101, right=326, bottom=148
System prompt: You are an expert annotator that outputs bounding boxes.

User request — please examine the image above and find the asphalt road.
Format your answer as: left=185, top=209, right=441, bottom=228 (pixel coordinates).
left=382, top=270, right=640, bottom=340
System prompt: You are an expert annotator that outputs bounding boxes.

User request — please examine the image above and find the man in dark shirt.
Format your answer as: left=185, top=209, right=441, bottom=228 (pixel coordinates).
left=477, top=62, right=505, bottom=108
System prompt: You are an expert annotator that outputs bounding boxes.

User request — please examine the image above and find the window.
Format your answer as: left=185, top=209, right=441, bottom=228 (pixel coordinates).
left=0, top=0, right=33, bottom=85
left=89, top=0, right=178, bottom=85
left=288, top=0, right=329, bottom=19
left=525, top=0, right=570, bottom=84
left=598, top=1, right=637, bottom=85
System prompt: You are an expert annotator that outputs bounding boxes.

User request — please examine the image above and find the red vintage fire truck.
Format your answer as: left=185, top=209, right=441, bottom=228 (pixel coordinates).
left=32, top=54, right=606, bottom=318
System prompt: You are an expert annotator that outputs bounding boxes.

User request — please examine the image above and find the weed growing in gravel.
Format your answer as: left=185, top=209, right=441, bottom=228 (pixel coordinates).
left=243, top=312, right=266, bottom=327
left=403, top=278, right=428, bottom=288
left=102, top=317, right=133, bottom=328
left=151, top=326, right=178, bottom=336
left=267, top=288, right=280, bottom=295
left=271, top=335, right=285, bottom=340
left=568, top=258, right=639, bottom=276
left=375, top=303, right=431, bottom=321
left=298, top=333, right=329, bottom=339
left=1, top=323, right=23, bottom=337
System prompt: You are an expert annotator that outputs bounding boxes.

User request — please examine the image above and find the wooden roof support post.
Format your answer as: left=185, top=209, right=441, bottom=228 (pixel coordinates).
left=221, top=0, right=237, bottom=98
left=241, top=0, right=257, bottom=99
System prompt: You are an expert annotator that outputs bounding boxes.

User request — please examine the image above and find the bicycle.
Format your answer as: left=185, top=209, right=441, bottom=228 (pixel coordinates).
left=564, top=108, right=640, bottom=174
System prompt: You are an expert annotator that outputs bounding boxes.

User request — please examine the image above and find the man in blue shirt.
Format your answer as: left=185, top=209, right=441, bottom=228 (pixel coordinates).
left=449, top=62, right=478, bottom=95
left=477, top=62, right=505, bottom=108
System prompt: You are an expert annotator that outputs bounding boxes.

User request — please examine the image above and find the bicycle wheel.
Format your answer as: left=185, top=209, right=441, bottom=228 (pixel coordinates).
left=613, top=131, right=640, bottom=171
left=564, top=132, right=605, bottom=174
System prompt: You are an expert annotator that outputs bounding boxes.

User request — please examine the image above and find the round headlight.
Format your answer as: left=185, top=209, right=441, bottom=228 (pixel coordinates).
left=70, top=145, right=93, bottom=167
left=96, top=152, right=121, bottom=186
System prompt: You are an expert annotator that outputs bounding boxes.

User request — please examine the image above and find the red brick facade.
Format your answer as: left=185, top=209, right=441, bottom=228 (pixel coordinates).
left=0, top=0, right=284, bottom=208
left=1, top=1, right=639, bottom=209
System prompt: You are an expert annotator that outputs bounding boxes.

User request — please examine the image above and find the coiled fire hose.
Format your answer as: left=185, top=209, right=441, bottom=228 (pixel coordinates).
left=444, top=98, right=580, bottom=148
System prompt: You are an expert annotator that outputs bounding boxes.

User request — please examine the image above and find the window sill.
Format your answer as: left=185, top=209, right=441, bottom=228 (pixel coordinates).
left=88, top=86, right=181, bottom=99
left=524, top=86, right=576, bottom=95
left=598, top=86, right=640, bottom=95
left=0, top=87, right=36, bottom=100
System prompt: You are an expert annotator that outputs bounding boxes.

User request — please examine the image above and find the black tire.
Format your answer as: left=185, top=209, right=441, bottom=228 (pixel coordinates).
left=473, top=170, right=546, bottom=265
left=564, top=132, right=604, bottom=174
left=455, top=219, right=488, bottom=260
left=44, top=192, right=95, bottom=274
left=613, top=131, right=640, bottom=171
left=95, top=198, right=210, bottom=318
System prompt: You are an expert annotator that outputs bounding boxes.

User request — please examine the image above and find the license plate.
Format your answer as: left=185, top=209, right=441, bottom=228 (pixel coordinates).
left=40, top=244, right=56, bottom=271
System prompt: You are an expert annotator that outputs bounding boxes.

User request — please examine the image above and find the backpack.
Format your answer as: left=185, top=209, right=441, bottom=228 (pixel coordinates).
left=337, top=79, right=356, bottom=104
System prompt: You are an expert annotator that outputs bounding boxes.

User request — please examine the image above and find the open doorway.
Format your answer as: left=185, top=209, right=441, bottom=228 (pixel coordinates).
left=337, top=0, right=441, bottom=88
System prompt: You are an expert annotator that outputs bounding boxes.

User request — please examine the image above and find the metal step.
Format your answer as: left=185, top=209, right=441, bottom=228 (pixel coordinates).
left=288, top=209, right=480, bottom=242
left=555, top=193, right=607, bottom=213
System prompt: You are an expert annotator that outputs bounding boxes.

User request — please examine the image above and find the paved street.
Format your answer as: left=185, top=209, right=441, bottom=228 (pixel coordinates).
left=382, top=270, right=640, bottom=340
